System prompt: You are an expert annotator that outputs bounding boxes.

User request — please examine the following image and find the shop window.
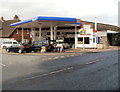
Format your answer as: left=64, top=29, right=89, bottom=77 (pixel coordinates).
left=57, top=32, right=60, bottom=35
left=66, top=32, right=75, bottom=34
left=27, top=30, right=29, bottom=34
left=78, top=37, right=83, bottom=44
left=35, top=32, right=39, bottom=37
left=47, top=32, right=50, bottom=35
left=84, top=37, right=90, bottom=44
left=97, top=37, right=102, bottom=44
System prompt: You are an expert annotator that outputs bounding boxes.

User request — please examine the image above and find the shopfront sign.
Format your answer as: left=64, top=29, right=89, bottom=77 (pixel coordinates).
left=78, top=29, right=93, bottom=36
left=83, top=25, right=90, bottom=29
left=97, top=31, right=107, bottom=36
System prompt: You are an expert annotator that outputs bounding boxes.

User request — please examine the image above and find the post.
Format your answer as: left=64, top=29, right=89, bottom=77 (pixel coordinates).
left=39, top=26, right=42, bottom=40
left=94, top=17, right=97, bottom=49
left=83, top=36, right=85, bottom=50
left=95, top=17, right=97, bottom=31
left=33, top=28, right=35, bottom=43
left=50, top=25, right=53, bottom=40
left=75, top=26, right=77, bottom=48
left=54, top=26, right=57, bottom=40
left=22, top=28, right=24, bottom=43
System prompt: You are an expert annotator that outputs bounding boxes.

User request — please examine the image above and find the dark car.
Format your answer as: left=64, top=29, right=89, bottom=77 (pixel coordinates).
left=6, top=43, right=31, bottom=53
left=30, top=40, right=55, bottom=52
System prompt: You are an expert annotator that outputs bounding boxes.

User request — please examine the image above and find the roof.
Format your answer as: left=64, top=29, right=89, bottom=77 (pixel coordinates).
left=0, top=19, right=20, bottom=38
left=82, top=20, right=120, bottom=32
left=10, top=16, right=78, bottom=27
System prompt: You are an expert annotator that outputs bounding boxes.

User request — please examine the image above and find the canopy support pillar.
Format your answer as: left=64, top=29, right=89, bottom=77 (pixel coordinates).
left=50, top=25, right=53, bottom=40
left=22, top=28, right=24, bottom=43
left=39, top=26, right=42, bottom=40
left=54, top=26, right=57, bottom=40
left=75, top=26, right=77, bottom=48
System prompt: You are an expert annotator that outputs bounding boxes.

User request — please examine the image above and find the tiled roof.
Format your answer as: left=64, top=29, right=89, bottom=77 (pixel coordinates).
left=82, top=20, right=120, bottom=32
left=0, top=19, right=20, bottom=37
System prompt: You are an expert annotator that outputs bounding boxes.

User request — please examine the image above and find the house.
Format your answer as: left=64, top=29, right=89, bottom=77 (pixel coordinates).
left=0, top=15, right=31, bottom=42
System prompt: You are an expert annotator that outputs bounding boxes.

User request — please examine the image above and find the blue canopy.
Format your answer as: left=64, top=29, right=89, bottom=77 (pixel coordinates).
left=72, top=22, right=82, bottom=25
left=10, top=16, right=78, bottom=26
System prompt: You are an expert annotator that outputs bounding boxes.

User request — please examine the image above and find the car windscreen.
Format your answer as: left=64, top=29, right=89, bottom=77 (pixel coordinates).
left=34, top=41, right=48, bottom=46
left=13, top=42, right=18, bottom=44
left=11, top=44, right=22, bottom=47
left=42, top=41, right=48, bottom=46
left=34, top=42, right=42, bottom=46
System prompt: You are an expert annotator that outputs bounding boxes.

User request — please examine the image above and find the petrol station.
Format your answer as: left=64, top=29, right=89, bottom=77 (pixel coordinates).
left=10, top=16, right=83, bottom=48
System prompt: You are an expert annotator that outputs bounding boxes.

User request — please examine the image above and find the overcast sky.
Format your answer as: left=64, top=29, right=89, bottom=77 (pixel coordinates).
left=0, top=0, right=119, bottom=26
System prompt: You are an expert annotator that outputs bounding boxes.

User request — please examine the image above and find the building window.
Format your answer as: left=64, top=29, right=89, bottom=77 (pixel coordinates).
left=27, top=30, right=29, bottom=34
left=47, top=32, right=50, bottom=35
left=66, top=32, right=75, bottom=34
left=35, top=32, right=39, bottom=37
left=84, top=37, right=90, bottom=44
left=78, top=37, right=83, bottom=44
left=96, top=37, right=102, bottom=44
left=57, top=32, right=60, bottom=35
left=16, top=29, right=18, bottom=34
left=0, top=28, right=2, bottom=31
left=78, top=37, right=90, bottom=44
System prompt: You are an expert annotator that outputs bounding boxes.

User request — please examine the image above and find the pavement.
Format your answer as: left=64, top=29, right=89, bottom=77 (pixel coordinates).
left=0, top=46, right=119, bottom=55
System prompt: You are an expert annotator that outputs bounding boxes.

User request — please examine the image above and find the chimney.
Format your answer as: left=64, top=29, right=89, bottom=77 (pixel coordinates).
left=0, top=16, right=5, bottom=22
left=14, top=15, right=19, bottom=20
left=77, top=19, right=81, bottom=22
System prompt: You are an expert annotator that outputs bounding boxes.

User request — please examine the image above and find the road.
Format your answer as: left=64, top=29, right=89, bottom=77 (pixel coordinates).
left=1, top=50, right=119, bottom=90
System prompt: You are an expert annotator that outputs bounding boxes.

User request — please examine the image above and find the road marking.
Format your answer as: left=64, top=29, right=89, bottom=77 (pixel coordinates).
left=61, top=56, right=65, bottom=58
left=66, top=55, right=70, bottom=57
left=22, top=66, right=74, bottom=81
left=54, top=57, right=59, bottom=59
left=86, top=59, right=100, bottom=65
left=48, top=58, right=52, bottom=60
left=0, top=63, right=5, bottom=66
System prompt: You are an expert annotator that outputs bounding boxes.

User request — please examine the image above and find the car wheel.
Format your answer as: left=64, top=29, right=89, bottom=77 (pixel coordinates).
left=6, top=48, right=10, bottom=52
left=3, top=46, right=6, bottom=49
left=18, top=49, right=22, bottom=53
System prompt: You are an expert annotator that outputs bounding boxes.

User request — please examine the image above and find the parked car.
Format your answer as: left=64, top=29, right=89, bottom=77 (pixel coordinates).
left=1, top=40, right=19, bottom=49
left=6, top=43, right=31, bottom=53
left=30, top=40, right=55, bottom=52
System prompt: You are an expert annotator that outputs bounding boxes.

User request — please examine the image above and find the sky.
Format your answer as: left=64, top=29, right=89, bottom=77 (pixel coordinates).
left=0, top=0, right=119, bottom=26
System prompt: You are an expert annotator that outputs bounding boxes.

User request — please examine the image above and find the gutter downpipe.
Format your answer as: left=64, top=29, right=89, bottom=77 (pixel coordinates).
left=39, top=26, right=42, bottom=40
left=22, top=28, right=24, bottom=43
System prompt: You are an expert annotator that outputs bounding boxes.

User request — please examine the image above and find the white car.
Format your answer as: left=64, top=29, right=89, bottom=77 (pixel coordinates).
left=1, top=41, right=19, bottom=49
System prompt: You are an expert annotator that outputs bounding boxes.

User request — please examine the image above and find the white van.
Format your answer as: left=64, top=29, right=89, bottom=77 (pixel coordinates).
left=1, top=40, right=19, bottom=49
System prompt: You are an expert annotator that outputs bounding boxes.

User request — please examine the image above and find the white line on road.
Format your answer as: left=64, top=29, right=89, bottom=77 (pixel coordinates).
left=61, top=56, right=65, bottom=58
left=22, top=66, right=73, bottom=81
left=54, top=57, right=59, bottom=59
left=0, top=63, right=5, bottom=66
left=86, top=59, right=100, bottom=65
left=66, top=55, right=70, bottom=57
left=48, top=58, right=52, bottom=60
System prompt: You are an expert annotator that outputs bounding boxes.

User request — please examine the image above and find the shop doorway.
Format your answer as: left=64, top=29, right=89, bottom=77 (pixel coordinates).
left=107, top=33, right=120, bottom=46
left=64, top=38, right=75, bottom=44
